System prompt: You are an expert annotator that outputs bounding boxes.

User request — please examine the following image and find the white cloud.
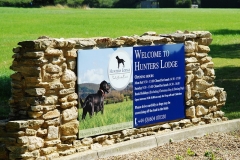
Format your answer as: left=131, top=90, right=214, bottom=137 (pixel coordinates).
left=82, top=69, right=104, bottom=84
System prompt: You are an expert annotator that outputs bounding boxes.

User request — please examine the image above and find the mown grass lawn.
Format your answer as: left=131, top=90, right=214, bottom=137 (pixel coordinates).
left=0, top=7, right=239, bottom=119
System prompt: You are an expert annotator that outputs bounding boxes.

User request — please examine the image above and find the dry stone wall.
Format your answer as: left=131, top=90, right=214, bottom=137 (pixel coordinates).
left=0, top=31, right=227, bottom=160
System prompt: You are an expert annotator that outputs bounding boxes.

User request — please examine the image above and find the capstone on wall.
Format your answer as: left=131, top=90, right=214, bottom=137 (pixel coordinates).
left=0, top=31, right=227, bottom=160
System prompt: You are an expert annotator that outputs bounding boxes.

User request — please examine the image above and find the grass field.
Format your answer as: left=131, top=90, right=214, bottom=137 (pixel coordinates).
left=0, top=7, right=239, bottom=119
left=79, top=100, right=133, bottom=130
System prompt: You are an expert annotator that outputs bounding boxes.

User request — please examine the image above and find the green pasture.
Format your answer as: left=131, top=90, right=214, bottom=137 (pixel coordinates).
left=79, top=100, right=133, bottom=130
left=0, top=7, right=239, bottom=119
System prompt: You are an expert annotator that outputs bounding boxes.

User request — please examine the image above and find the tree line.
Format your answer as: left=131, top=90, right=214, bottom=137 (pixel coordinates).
left=1, top=0, right=239, bottom=8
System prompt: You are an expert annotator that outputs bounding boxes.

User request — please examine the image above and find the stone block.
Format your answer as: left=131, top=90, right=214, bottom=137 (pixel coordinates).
left=67, top=59, right=76, bottom=70
left=40, top=147, right=57, bottom=155
left=195, top=68, right=204, bottom=79
left=44, top=96, right=58, bottom=105
left=81, top=138, right=93, bottom=146
left=43, top=118, right=60, bottom=127
left=196, top=38, right=213, bottom=46
left=42, top=105, right=57, bottom=111
left=49, top=82, right=64, bottom=89
left=218, top=91, right=227, bottom=102
left=47, top=126, right=59, bottom=140
left=60, top=101, right=77, bottom=109
left=186, top=106, right=195, bottom=118
left=64, top=49, right=77, bottom=58
left=94, top=135, right=108, bottom=142
left=214, top=111, right=225, bottom=118
left=45, top=152, right=59, bottom=160
left=42, top=109, right=60, bottom=120
left=185, top=57, right=198, bottom=63
left=90, top=143, right=102, bottom=150
left=184, top=41, right=196, bottom=52
left=60, top=120, right=79, bottom=136
left=45, top=48, right=62, bottom=56
left=63, top=81, right=75, bottom=88
left=57, top=144, right=73, bottom=150
left=28, top=111, right=43, bottom=118
left=195, top=79, right=214, bottom=91
left=74, top=38, right=96, bottom=48
left=6, top=121, right=29, bottom=131
left=26, top=129, right=37, bottom=136
left=7, top=145, right=28, bottom=154
left=10, top=66, right=41, bottom=77
left=191, top=31, right=212, bottom=38
left=61, top=69, right=77, bottom=82
left=28, top=136, right=44, bottom=151
left=198, top=45, right=210, bottom=53
left=60, top=135, right=77, bottom=143
left=118, top=36, right=137, bottom=46
left=37, top=128, right=47, bottom=137
left=160, top=123, right=171, bottom=130
left=59, top=148, right=76, bottom=156
left=59, top=88, right=75, bottom=96
left=25, top=88, right=46, bottom=96
left=186, top=63, right=200, bottom=71
left=75, top=146, right=89, bottom=152
left=23, top=51, right=44, bottom=58
left=73, top=140, right=82, bottom=147
left=10, top=72, right=23, bottom=81
left=110, top=39, right=125, bottom=47
left=196, top=105, right=209, bottom=116
left=45, top=64, right=61, bottom=73
left=17, top=136, right=28, bottom=144
left=196, top=52, right=208, bottom=58
left=62, top=106, right=78, bottom=122
left=201, top=61, right=214, bottom=69
left=94, top=37, right=112, bottom=47
left=185, top=84, right=191, bottom=100
left=44, top=140, right=61, bottom=147
left=31, top=105, right=43, bottom=111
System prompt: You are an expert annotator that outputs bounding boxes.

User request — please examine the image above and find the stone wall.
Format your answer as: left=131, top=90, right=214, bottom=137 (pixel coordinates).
left=0, top=31, right=227, bottom=160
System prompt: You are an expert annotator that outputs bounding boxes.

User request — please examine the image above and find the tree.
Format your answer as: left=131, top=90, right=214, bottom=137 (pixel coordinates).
left=113, top=0, right=141, bottom=8
left=82, top=0, right=100, bottom=7
left=159, top=0, right=176, bottom=8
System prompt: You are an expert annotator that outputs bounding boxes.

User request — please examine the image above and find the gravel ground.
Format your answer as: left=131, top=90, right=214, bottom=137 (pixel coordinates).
left=99, top=130, right=240, bottom=160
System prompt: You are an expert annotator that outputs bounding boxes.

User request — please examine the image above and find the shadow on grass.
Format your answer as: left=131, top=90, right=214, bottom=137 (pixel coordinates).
left=211, top=29, right=240, bottom=36
left=209, top=43, right=240, bottom=59
left=208, top=29, right=240, bottom=119
left=209, top=29, right=240, bottom=58
left=0, top=76, right=11, bottom=119
left=215, top=66, right=240, bottom=119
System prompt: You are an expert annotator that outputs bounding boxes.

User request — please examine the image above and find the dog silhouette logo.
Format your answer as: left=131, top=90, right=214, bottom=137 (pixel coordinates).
left=108, top=50, right=132, bottom=91
left=116, top=56, right=125, bottom=68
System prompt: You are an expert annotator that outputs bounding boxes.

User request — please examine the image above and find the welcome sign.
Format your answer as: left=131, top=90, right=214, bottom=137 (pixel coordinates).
left=77, top=44, right=185, bottom=138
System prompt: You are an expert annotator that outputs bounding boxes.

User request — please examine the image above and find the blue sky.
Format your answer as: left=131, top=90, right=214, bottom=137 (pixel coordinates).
left=77, top=47, right=133, bottom=84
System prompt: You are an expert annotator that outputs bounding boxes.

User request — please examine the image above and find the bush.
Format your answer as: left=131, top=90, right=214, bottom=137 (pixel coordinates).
left=176, top=0, right=192, bottom=8
left=0, top=0, right=32, bottom=7
left=66, top=0, right=83, bottom=7
left=159, top=0, right=176, bottom=8
left=201, top=0, right=240, bottom=8
left=82, top=0, right=100, bottom=7
left=113, top=0, right=141, bottom=8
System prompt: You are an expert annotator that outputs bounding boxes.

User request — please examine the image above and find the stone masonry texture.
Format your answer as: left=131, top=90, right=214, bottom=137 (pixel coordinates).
left=0, top=30, right=227, bottom=160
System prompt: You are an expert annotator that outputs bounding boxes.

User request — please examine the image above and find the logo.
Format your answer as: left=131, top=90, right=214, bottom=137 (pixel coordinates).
left=108, top=50, right=132, bottom=91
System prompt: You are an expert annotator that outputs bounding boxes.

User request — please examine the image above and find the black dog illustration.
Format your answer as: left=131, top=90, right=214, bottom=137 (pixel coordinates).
left=80, top=80, right=110, bottom=120
left=116, top=56, right=125, bottom=68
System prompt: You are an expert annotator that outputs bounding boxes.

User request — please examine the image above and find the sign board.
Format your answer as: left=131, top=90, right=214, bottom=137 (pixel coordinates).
left=77, top=44, right=185, bottom=138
